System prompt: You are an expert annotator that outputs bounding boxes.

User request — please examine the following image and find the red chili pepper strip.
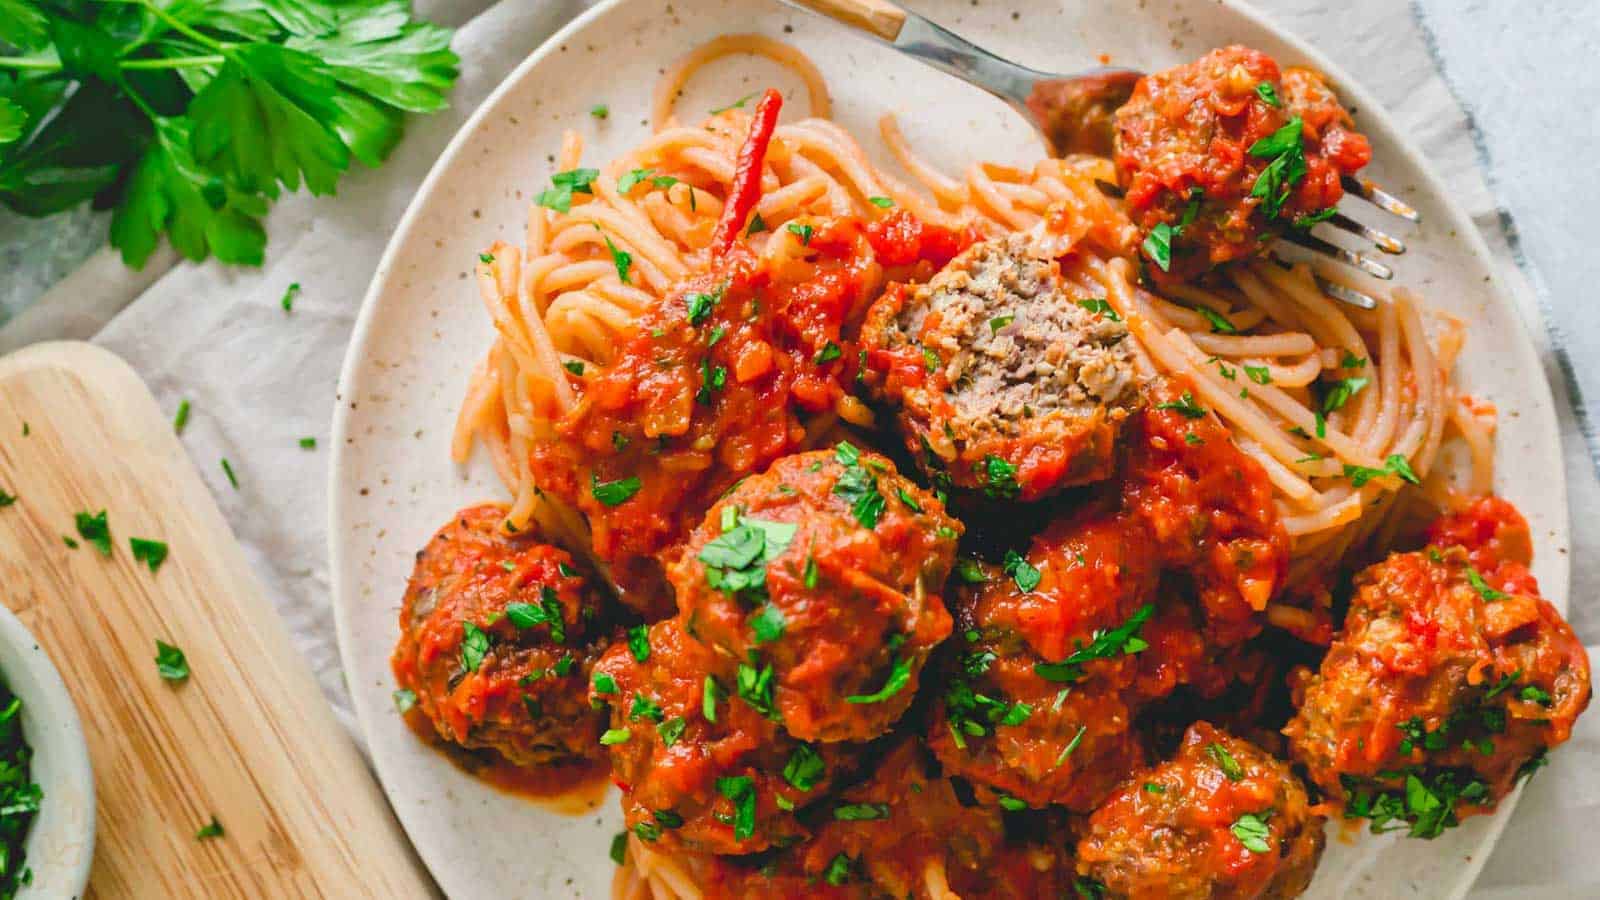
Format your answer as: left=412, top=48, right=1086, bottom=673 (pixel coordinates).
left=709, top=88, right=783, bottom=256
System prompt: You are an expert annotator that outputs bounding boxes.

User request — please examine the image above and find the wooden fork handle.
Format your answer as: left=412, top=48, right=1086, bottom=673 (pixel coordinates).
left=786, top=0, right=907, bottom=42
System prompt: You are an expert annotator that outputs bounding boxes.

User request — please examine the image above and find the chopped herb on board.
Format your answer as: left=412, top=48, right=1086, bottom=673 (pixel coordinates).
left=74, top=510, right=112, bottom=557
left=130, top=538, right=169, bottom=574
left=280, top=282, right=300, bottom=312
left=174, top=399, right=192, bottom=434
left=299, top=437, right=317, bottom=449
left=220, top=458, right=240, bottom=489
left=590, top=104, right=609, bottom=119
left=196, top=816, right=225, bottom=840
left=155, top=640, right=190, bottom=682
left=0, top=490, right=14, bottom=508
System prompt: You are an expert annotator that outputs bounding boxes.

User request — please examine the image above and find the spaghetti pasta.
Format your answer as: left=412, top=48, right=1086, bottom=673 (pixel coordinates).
left=447, top=37, right=1494, bottom=898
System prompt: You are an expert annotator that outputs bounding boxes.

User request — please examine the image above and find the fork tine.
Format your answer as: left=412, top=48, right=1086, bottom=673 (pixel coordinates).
left=1277, top=230, right=1395, bottom=280
left=1329, top=212, right=1405, bottom=255
left=1270, top=251, right=1380, bottom=310
left=1342, top=176, right=1421, bottom=224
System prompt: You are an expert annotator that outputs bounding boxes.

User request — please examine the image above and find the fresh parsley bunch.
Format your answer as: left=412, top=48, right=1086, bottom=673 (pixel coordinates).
left=0, top=0, right=459, bottom=268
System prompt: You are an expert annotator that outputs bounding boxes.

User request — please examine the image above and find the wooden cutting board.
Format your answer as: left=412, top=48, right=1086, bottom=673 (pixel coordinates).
left=0, top=342, right=436, bottom=898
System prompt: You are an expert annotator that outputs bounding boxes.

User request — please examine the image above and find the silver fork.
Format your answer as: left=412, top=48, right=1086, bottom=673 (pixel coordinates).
left=781, top=0, right=1418, bottom=308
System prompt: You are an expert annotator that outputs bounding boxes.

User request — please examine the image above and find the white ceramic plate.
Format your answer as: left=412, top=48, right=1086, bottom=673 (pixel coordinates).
left=331, top=1, right=1569, bottom=897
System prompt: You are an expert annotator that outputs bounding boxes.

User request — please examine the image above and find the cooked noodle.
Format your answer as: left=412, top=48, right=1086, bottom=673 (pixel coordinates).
left=452, top=38, right=1493, bottom=896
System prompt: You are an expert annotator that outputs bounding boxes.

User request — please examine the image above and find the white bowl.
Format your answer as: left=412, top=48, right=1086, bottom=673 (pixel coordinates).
left=0, top=605, right=94, bottom=897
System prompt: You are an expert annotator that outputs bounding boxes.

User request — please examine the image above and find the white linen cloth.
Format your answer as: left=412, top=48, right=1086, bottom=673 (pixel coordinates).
left=73, top=1, right=1600, bottom=895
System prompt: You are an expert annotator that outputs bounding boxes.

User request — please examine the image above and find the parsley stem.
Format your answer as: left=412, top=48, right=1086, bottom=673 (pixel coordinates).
left=0, top=57, right=59, bottom=70
left=136, top=0, right=230, bottom=53
left=120, top=55, right=226, bottom=70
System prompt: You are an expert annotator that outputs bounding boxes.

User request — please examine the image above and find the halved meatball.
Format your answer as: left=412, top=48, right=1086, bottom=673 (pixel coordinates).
left=1114, top=45, right=1372, bottom=282
left=1120, top=377, right=1288, bottom=646
left=1284, top=504, right=1590, bottom=839
left=591, top=619, right=855, bottom=855
left=671, top=445, right=960, bottom=743
left=1077, top=722, right=1325, bottom=900
left=861, top=234, right=1140, bottom=502
left=391, top=504, right=609, bottom=767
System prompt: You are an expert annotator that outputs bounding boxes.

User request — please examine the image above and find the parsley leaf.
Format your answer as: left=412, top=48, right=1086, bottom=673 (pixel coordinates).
left=1155, top=391, right=1206, bottom=419
left=155, top=640, right=190, bottom=682
left=1143, top=221, right=1175, bottom=271
left=1231, top=813, right=1271, bottom=853
left=1002, top=549, right=1041, bottom=592
left=786, top=222, right=814, bottom=245
left=591, top=473, right=642, bottom=506
left=74, top=509, right=112, bottom=557
left=833, top=802, right=889, bottom=821
left=130, top=537, right=169, bottom=574
left=716, top=775, right=757, bottom=840
left=626, top=624, right=651, bottom=662
left=782, top=743, right=826, bottom=791
left=750, top=604, right=786, bottom=643
left=603, top=234, right=632, bottom=283
left=195, top=816, right=225, bottom=841
left=1033, top=605, right=1155, bottom=683
left=832, top=442, right=887, bottom=528
left=537, top=167, right=600, bottom=213
left=1077, top=298, right=1120, bottom=321
left=1256, top=81, right=1282, bottom=107
left=975, top=454, right=1020, bottom=499
left=459, top=621, right=491, bottom=673
left=845, top=655, right=912, bottom=705
left=1199, top=307, right=1237, bottom=334
left=1207, top=742, right=1245, bottom=781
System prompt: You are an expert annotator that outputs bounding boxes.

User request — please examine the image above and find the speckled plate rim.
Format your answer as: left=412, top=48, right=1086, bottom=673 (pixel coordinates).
left=330, top=1, right=1567, bottom=897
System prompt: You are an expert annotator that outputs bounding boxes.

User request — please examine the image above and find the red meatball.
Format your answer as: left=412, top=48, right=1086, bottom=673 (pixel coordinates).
left=1078, top=723, right=1325, bottom=900
left=1284, top=513, right=1590, bottom=839
left=391, top=505, right=609, bottom=767
left=798, top=740, right=1076, bottom=899
left=929, top=514, right=1158, bottom=811
left=1115, top=46, right=1372, bottom=282
left=671, top=446, right=959, bottom=743
left=860, top=234, right=1142, bottom=502
left=1121, top=378, right=1288, bottom=646
left=591, top=620, right=855, bottom=855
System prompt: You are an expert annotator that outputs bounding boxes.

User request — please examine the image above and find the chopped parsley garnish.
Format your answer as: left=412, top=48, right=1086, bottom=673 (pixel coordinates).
left=715, top=775, right=757, bottom=840
left=1256, top=81, right=1282, bottom=107
left=867, top=196, right=894, bottom=208
left=459, top=622, right=491, bottom=672
left=280, top=281, right=301, bottom=312
left=736, top=662, right=777, bottom=717
left=1033, top=605, right=1155, bottom=683
left=1343, top=454, right=1421, bottom=488
left=1143, top=221, right=1175, bottom=272
left=628, top=693, right=663, bottom=722
left=1184, top=432, right=1204, bottom=446
left=815, top=341, right=843, bottom=364
left=695, top=356, right=727, bottom=405
left=156, top=640, right=190, bottom=682
left=1231, top=812, right=1271, bottom=853
left=1077, top=298, right=1120, bottom=321
left=895, top=487, right=923, bottom=513
left=653, top=809, right=683, bottom=829
left=921, top=345, right=941, bottom=372
left=824, top=853, right=854, bottom=886
left=1207, top=742, right=1244, bottom=781
left=1520, top=685, right=1552, bottom=706
left=392, top=689, right=417, bottom=713
left=591, top=473, right=642, bottom=506
left=803, top=556, right=820, bottom=589
left=506, top=587, right=566, bottom=643
left=782, top=744, right=826, bottom=791
left=1321, top=376, right=1370, bottom=414
left=997, top=794, right=1029, bottom=811
left=698, top=507, right=795, bottom=603
left=299, top=437, right=317, bottom=449
left=686, top=288, right=720, bottom=325
left=174, top=399, right=192, bottom=434
left=626, top=624, right=651, bottom=662
left=74, top=510, right=112, bottom=557
left=196, top=816, right=225, bottom=840
left=832, top=442, right=887, bottom=528
left=989, top=314, right=1014, bottom=333
left=633, top=821, right=660, bottom=842
left=845, top=655, right=911, bottom=705
left=658, top=716, right=687, bottom=747
left=603, top=235, right=632, bottom=284
left=833, top=802, right=889, bottom=821
left=618, top=168, right=653, bottom=193
left=554, top=654, right=576, bottom=677
left=599, top=728, right=631, bottom=745
left=703, top=676, right=721, bottom=722
left=1465, top=566, right=1507, bottom=601
left=1248, top=116, right=1308, bottom=219
left=976, top=454, right=1020, bottom=500
left=1244, top=365, right=1273, bottom=385
left=710, top=92, right=759, bottom=114
left=1293, top=206, right=1339, bottom=229
left=954, top=558, right=988, bottom=584
left=537, top=167, right=600, bottom=213
left=479, top=252, right=495, bottom=264
left=592, top=672, right=618, bottom=695
left=1341, top=351, right=1368, bottom=369
left=590, top=104, right=609, bottom=119
left=1075, top=877, right=1107, bottom=899
left=1000, top=702, right=1033, bottom=727
left=130, top=538, right=169, bottom=574
left=1341, top=768, right=1491, bottom=839
left=1200, top=307, right=1237, bottom=334
left=1001, top=549, right=1041, bottom=592
left=1053, top=724, right=1088, bottom=768
left=1155, top=391, right=1206, bottom=419
left=563, top=360, right=585, bottom=376
left=220, top=458, right=239, bottom=489
left=747, top=212, right=768, bottom=235
left=610, top=832, right=628, bottom=864
left=1143, top=782, right=1167, bottom=794
left=749, top=604, right=786, bottom=644
left=786, top=222, right=814, bottom=245
left=0, top=491, right=13, bottom=509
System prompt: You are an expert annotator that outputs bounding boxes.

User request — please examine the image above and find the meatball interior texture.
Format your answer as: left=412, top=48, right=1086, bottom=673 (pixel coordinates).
left=929, top=512, right=1243, bottom=811
left=592, top=619, right=855, bottom=856
left=390, top=505, right=610, bottom=768
left=1284, top=502, right=1590, bottom=839
left=1078, top=722, right=1325, bottom=900
left=1121, top=377, right=1288, bottom=646
left=671, top=446, right=960, bottom=743
left=1114, top=45, right=1372, bottom=281
left=861, top=233, right=1140, bottom=502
